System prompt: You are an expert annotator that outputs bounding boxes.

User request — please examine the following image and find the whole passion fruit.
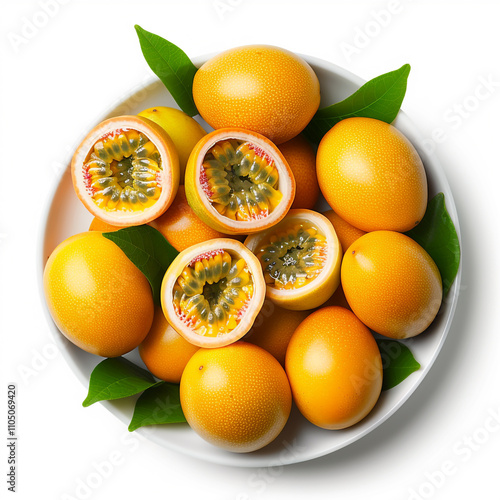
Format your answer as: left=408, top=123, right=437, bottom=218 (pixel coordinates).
left=43, top=232, right=154, bottom=357
left=316, top=117, right=428, bottom=233
left=193, top=45, right=320, bottom=144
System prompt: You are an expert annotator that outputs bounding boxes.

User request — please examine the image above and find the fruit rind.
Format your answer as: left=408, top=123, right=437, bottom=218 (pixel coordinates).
left=278, top=135, right=319, bottom=210
left=341, top=231, right=443, bottom=339
left=71, top=115, right=180, bottom=227
left=43, top=231, right=154, bottom=357
left=192, top=44, right=321, bottom=144
left=245, top=209, right=341, bottom=310
left=285, top=306, right=382, bottom=430
left=316, top=117, right=428, bottom=233
left=161, top=238, right=265, bottom=347
left=138, top=106, right=206, bottom=180
left=139, top=306, right=199, bottom=383
left=180, top=342, right=292, bottom=452
left=185, top=128, right=296, bottom=235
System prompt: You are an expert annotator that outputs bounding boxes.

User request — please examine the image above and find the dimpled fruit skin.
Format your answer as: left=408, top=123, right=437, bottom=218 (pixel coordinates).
left=138, top=106, right=206, bottom=179
left=323, top=209, right=366, bottom=253
left=278, top=135, right=319, bottom=209
left=180, top=342, right=292, bottom=453
left=43, top=232, right=154, bottom=357
left=286, top=306, right=382, bottom=430
left=193, top=45, right=320, bottom=144
left=149, top=186, right=230, bottom=251
left=245, top=300, right=310, bottom=366
left=341, top=231, right=442, bottom=339
left=139, top=306, right=199, bottom=383
left=317, top=117, right=428, bottom=232
left=89, top=217, right=121, bottom=232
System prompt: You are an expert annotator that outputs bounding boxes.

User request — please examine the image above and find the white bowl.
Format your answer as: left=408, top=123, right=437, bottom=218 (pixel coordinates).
left=38, top=54, right=462, bottom=467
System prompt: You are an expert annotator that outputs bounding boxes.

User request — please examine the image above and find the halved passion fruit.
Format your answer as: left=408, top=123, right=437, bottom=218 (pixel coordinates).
left=161, top=239, right=265, bottom=348
left=245, top=209, right=342, bottom=310
left=71, top=115, right=179, bottom=226
left=185, top=128, right=295, bottom=235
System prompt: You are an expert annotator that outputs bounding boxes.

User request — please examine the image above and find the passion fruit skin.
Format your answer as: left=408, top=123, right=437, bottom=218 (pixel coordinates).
left=341, top=231, right=443, bottom=339
left=180, top=342, right=292, bottom=452
left=138, top=106, right=206, bottom=180
left=316, top=117, right=428, bottom=233
left=285, top=306, right=383, bottom=430
left=185, top=128, right=296, bottom=235
left=193, top=45, right=320, bottom=145
left=43, top=232, right=154, bottom=357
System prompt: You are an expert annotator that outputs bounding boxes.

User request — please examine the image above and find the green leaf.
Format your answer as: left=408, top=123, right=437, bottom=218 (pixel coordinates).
left=128, top=382, right=186, bottom=431
left=135, top=25, right=198, bottom=116
left=406, top=193, right=460, bottom=296
left=83, top=357, right=157, bottom=407
left=377, top=339, right=421, bottom=391
left=303, top=64, right=411, bottom=144
left=103, top=225, right=179, bottom=305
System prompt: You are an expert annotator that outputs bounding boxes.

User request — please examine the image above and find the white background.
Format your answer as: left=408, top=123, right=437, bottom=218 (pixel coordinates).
left=2, top=0, right=500, bottom=499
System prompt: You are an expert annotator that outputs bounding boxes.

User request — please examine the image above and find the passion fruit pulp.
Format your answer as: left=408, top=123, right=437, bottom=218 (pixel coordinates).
left=185, top=128, right=295, bottom=235
left=72, top=115, right=179, bottom=226
left=245, top=209, right=342, bottom=310
left=161, top=239, right=265, bottom=347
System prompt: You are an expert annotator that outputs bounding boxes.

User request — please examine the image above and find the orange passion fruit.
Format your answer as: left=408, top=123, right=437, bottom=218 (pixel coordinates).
left=185, top=128, right=295, bottom=235
left=88, top=217, right=121, bottom=232
left=161, top=239, right=265, bottom=347
left=43, top=232, right=154, bottom=357
left=245, top=209, right=341, bottom=310
left=180, top=342, right=292, bottom=452
left=193, top=45, right=320, bottom=144
left=322, top=209, right=366, bottom=253
left=278, top=135, right=319, bottom=209
left=72, top=115, right=179, bottom=227
left=150, top=186, right=232, bottom=252
left=139, top=306, right=200, bottom=383
left=341, top=231, right=443, bottom=339
left=316, top=117, right=428, bottom=232
left=285, top=306, right=383, bottom=430
left=245, top=299, right=310, bottom=366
